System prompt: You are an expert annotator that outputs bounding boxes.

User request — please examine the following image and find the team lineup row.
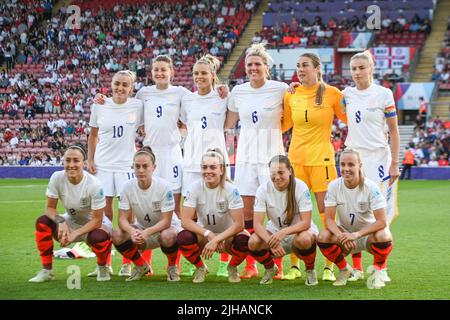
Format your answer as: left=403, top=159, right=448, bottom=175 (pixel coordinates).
left=29, top=44, right=399, bottom=290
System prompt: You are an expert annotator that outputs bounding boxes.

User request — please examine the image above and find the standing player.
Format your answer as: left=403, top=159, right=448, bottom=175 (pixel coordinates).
left=177, top=148, right=250, bottom=283
left=87, top=70, right=144, bottom=277
left=249, top=155, right=319, bottom=285
left=226, top=43, right=288, bottom=279
left=282, top=53, right=347, bottom=281
left=113, top=147, right=181, bottom=282
left=180, top=55, right=232, bottom=277
left=29, top=144, right=113, bottom=282
left=317, top=149, right=393, bottom=289
left=342, top=51, right=400, bottom=281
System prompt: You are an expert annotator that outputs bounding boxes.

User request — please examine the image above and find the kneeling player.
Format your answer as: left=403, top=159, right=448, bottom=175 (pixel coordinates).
left=178, top=148, right=249, bottom=283
left=29, top=144, right=112, bottom=283
left=248, top=155, right=319, bottom=285
left=113, top=147, right=181, bottom=282
left=317, top=149, right=393, bottom=289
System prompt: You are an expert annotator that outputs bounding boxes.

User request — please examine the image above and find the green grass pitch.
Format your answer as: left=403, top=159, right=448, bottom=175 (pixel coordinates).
left=0, top=179, right=449, bottom=300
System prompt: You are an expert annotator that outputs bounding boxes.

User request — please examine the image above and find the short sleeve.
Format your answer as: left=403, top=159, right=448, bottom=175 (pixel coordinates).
left=324, top=181, right=338, bottom=207
left=383, top=89, right=397, bottom=118
left=227, top=187, right=243, bottom=210
left=369, top=183, right=386, bottom=211
left=183, top=183, right=198, bottom=208
left=89, top=104, right=99, bottom=128
left=137, top=100, right=144, bottom=126
left=282, top=92, right=293, bottom=132
left=253, top=185, right=267, bottom=213
left=297, top=183, right=313, bottom=212
left=90, top=183, right=106, bottom=210
left=118, top=188, right=131, bottom=211
left=135, top=87, right=144, bottom=101
left=161, top=185, right=175, bottom=212
left=46, top=172, right=60, bottom=199
left=227, top=88, right=238, bottom=113
left=180, top=97, right=188, bottom=124
left=332, top=87, right=347, bottom=125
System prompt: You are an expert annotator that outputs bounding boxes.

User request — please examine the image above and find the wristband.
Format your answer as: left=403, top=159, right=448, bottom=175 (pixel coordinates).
left=203, top=230, right=211, bottom=238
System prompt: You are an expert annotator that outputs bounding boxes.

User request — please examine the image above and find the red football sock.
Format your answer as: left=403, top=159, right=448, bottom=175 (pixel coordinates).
left=229, top=234, right=249, bottom=267
left=370, top=242, right=393, bottom=269
left=274, top=257, right=284, bottom=273
left=352, top=252, right=363, bottom=271
left=220, top=252, right=229, bottom=263
left=250, top=249, right=274, bottom=269
left=115, top=240, right=146, bottom=266
left=35, top=215, right=56, bottom=270
left=317, top=242, right=348, bottom=270
left=141, top=249, right=153, bottom=265
left=161, top=243, right=178, bottom=266
left=122, top=256, right=132, bottom=264
left=295, top=242, right=317, bottom=270
left=87, top=229, right=112, bottom=266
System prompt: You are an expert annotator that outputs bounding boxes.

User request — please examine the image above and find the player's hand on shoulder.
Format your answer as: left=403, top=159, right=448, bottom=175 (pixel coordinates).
left=287, top=82, right=300, bottom=94
left=217, top=84, right=229, bottom=99
left=94, top=93, right=107, bottom=105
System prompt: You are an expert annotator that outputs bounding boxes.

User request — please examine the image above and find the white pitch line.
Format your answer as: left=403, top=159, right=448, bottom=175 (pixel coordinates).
left=0, top=200, right=45, bottom=203
left=0, top=185, right=47, bottom=189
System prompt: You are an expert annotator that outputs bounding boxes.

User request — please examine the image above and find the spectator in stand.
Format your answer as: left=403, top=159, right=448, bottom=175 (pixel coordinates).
left=438, top=154, right=449, bottom=166
left=400, top=147, right=415, bottom=180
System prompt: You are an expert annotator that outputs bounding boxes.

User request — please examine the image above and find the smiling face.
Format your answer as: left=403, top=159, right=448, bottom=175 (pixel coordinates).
left=111, top=73, right=133, bottom=103
left=64, top=148, right=85, bottom=182
left=201, top=156, right=223, bottom=188
left=350, top=58, right=373, bottom=89
left=193, top=63, right=213, bottom=93
left=151, top=60, right=172, bottom=89
left=339, top=152, right=361, bottom=186
left=296, top=56, right=320, bottom=86
left=269, top=161, right=291, bottom=191
left=245, top=55, right=268, bottom=86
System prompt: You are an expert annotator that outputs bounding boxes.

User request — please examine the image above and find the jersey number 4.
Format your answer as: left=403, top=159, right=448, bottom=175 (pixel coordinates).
left=144, top=214, right=151, bottom=224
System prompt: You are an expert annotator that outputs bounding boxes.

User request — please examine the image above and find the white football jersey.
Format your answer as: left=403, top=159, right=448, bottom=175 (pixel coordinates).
left=180, top=91, right=229, bottom=172
left=136, top=85, right=190, bottom=148
left=228, top=80, right=288, bottom=164
left=89, top=98, right=143, bottom=172
left=46, top=170, right=106, bottom=225
left=183, top=180, right=244, bottom=234
left=118, top=177, right=175, bottom=229
left=342, top=84, right=396, bottom=150
left=324, top=177, right=386, bottom=232
left=254, top=178, right=315, bottom=232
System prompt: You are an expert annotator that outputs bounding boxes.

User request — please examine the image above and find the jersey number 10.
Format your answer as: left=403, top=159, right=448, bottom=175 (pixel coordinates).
left=112, top=125, right=123, bottom=138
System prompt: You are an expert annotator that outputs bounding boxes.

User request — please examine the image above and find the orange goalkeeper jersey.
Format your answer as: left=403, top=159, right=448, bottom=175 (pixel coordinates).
left=282, top=83, right=347, bottom=166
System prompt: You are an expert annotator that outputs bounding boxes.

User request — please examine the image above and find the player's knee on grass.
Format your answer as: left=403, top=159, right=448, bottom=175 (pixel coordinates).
left=177, top=230, right=198, bottom=246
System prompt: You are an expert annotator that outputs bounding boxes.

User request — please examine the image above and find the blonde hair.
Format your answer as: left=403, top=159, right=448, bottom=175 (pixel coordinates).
left=245, top=43, right=272, bottom=79
left=350, top=50, right=375, bottom=84
left=340, top=148, right=365, bottom=189
left=113, top=70, right=136, bottom=96
left=300, top=53, right=325, bottom=105
left=194, top=54, right=221, bottom=87
left=201, top=147, right=230, bottom=188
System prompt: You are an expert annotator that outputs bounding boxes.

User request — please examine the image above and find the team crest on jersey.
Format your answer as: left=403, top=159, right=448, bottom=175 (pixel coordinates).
left=80, top=197, right=89, bottom=208
left=216, top=200, right=227, bottom=213
left=126, top=113, right=136, bottom=124
left=152, top=201, right=162, bottom=211
left=357, top=202, right=368, bottom=212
